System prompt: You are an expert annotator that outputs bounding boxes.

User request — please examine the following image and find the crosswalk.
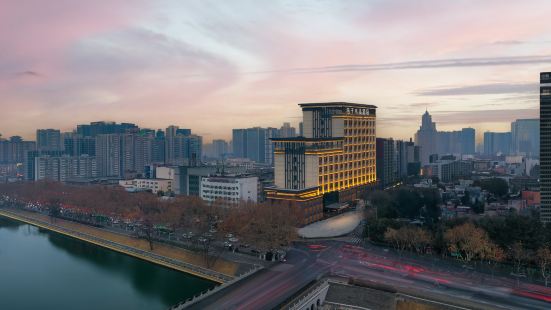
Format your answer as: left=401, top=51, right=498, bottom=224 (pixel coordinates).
left=349, top=237, right=363, bottom=245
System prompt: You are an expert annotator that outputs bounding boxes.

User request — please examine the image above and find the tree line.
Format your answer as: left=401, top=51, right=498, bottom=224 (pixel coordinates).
left=0, top=181, right=302, bottom=264
left=366, top=188, right=551, bottom=286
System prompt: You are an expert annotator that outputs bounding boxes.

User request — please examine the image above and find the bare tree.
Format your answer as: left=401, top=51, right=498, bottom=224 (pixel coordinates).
left=536, top=246, right=551, bottom=287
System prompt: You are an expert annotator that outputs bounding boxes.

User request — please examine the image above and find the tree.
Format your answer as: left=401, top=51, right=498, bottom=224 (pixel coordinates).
left=509, top=241, right=527, bottom=275
left=537, top=246, right=551, bottom=287
left=476, top=178, right=508, bottom=198
left=368, top=190, right=396, bottom=219
left=444, top=222, right=492, bottom=262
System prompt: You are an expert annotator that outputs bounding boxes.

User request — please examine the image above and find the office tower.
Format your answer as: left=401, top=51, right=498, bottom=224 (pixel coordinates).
left=265, top=127, right=279, bottom=165
left=36, top=129, right=62, bottom=151
left=299, top=122, right=304, bottom=136
left=511, top=119, right=540, bottom=158
left=76, top=121, right=138, bottom=137
left=541, top=72, right=551, bottom=223
left=415, top=110, right=438, bottom=164
left=267, top=102, right=377, bottom=224
left=95, top=134, right=123, bottom=178
left=376, top=138, right=397, bottom=188
left=279, top=122, right=297, bottom=138
left=483, top=132, right=511, bottom=156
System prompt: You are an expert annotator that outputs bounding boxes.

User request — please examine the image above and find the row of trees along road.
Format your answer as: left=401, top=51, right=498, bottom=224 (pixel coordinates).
left=366, top=188, right=551, bottom=286
left=0, top=181, right=302, bottom=267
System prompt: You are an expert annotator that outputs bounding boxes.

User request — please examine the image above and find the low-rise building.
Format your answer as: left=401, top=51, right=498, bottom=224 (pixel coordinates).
left=200, top=175, right=258, bottom=205
left=119, top=178, right=172, bottom=194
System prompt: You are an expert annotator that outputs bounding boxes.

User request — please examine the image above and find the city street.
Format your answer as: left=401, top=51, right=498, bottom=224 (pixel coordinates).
left=189, top=239, right=551, bottom=310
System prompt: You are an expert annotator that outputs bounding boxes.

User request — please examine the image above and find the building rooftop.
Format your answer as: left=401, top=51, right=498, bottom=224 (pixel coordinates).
left=298, top=102, right=377, bottom=109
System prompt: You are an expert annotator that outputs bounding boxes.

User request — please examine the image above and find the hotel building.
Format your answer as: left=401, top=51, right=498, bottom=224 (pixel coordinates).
left=266, top=102, right=377, bottom=224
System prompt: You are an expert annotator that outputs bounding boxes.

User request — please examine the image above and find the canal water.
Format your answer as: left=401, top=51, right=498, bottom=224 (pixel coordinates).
left=0, top=217, right=215, bottom=310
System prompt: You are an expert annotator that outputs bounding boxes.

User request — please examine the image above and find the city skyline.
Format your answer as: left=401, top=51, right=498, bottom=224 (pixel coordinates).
left=2, top=0, right=550, bottom=141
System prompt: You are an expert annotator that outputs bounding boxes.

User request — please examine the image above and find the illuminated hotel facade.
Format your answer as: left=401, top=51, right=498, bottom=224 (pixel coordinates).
left=266, top=102, right=377, bottom=224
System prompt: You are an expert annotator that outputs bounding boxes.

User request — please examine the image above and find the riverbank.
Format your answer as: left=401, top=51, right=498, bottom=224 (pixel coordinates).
left=0, top=208, right=238, bottom=283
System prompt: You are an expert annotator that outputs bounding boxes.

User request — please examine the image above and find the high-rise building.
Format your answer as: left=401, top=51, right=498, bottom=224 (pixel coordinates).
left=35, top=155, right=98, bottom=182
left=36, top=129, right=62, bottom=151
left=0, top=137, right=36, bottom=164
left=95, top=134, right=123, bottom=178
left=415, top=111, right=438, bottom=164
left=376, top=138, right=397, bottom=188
left=279, top=122, right=297, bottom=138
left=24, top=150, right=64, bottom=180
left=415, top=111, right=475, bottom=163
left=266, top=102, right=377, bottom=224
left=62, top=133, right=96, bottom=156
left=232, top=127, right=278, bottom=165
left=511, top=119, right=539, bottom=158
left=165, top=126, right=202, bottom=166
left=212, top=139, right=229, bottom=159
left=396, top=139, right=421, bottom=178
left=540, top=72, right=551, bottom=223
left=483, top=132, right=511, bottom=156
left=76, top=121, right=137, bottom=137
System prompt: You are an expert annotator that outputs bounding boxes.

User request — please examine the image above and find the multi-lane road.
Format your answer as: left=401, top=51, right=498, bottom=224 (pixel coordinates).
left=189, top=240, right=551, bottom=309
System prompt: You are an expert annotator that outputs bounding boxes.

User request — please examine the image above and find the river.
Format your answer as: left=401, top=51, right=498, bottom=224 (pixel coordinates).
left=0, top=217, right=215, bottom=310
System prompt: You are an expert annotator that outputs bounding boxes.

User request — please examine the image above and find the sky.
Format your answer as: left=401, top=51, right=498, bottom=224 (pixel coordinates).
left=1, top=0, right=550, bottom=143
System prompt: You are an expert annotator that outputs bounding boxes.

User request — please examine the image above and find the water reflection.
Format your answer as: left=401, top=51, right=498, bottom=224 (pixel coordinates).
left=0, top=217, right=214, bottom=309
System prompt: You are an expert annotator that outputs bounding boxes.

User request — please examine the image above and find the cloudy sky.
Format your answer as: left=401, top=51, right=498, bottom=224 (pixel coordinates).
left=1, top=0, right=550, bottom=142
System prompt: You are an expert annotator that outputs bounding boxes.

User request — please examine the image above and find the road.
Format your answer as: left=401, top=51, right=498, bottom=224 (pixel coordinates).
left=189, top=239, right=551, bottom=310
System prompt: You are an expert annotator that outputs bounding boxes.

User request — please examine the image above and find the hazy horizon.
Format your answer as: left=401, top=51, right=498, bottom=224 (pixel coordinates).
left=1, top=0, right=549, bottom=142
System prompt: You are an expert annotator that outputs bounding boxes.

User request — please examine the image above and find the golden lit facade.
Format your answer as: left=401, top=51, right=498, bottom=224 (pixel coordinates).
left=267, top=102, right=377, bottom=224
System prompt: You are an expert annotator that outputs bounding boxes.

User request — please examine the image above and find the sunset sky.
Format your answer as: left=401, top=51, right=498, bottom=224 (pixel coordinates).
left=1, top=0, right=550, bottom=143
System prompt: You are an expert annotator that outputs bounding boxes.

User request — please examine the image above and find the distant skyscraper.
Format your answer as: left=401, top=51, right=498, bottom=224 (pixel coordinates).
left=483, top=132, right=511, bottom=156
left=540, top=72, right=551, bottom=223
left=165, top=126, right=202, bottom=166
left=0, top=137, right=36, bottom=164
left=212, top=139, right=229, bottom=159
left=299, top=122, right=304, bottom=136
left=95, top=134, right=123, bottom=178
left=460, top=128, right=475, bottom=154
left=279, top=122, right=296, bottom=138
left=415, top=110, right=438, bottom=164
left=36, top=129, right=62, bottom=151
left=415, top=111, right=475, bottom=163
left=76, top=121, right=137, bottom=137
left=396, top=139, right=421, bottom=178
left=232, top=127, right=277, bottom=164
left=511, top=119, right=540, bottom=158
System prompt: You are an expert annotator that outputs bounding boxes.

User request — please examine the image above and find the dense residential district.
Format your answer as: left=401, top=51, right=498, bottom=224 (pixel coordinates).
left=0, top=74, right=551, bottom=309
